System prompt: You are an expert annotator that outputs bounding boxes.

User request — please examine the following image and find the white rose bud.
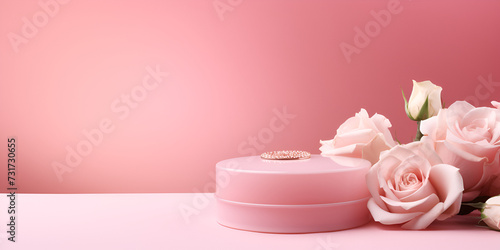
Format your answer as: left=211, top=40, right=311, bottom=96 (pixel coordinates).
left=482, top=196, right=500, bottom=231
left=404, top=80, right=443, bottom=121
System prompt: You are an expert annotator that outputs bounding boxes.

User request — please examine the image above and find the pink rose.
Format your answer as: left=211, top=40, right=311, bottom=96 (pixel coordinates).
left=367, top=140, right=463, bottom=229
left=420, top=101, right=500, bottom=201
left=320, top=109, right=396, bottom=165
left=488, top=101, right=500, bottom=196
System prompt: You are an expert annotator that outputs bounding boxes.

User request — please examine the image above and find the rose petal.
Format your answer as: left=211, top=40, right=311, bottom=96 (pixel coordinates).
left=376, top=156, right=406, bottom=202
left=397, top=179, right=438, bottom=203
left=491, top=122, right=500, bottom=145
left=334, top=129, right=376, bottom=147
left=391, top=161, right=425, bottom=196
left=413, top=137, right=444, bottom=166
left=461, top=107, right=498, bottom=133
left=392, top=161, right=424, bottom=192
left=428, top=164, right=463, bottom=220
left=320, top=138, right=362, bottom=157
left=336, top=117, right=360, bottom=133
left=471, top=152, right=500, bottom=196
left=445, top=107, right=500, bottom=156
left=436, top=140, right=486, bottom=192
left=361, top=134, right=393, bottom=165
left=408, top=81, right=426, bottom=118
left=446, top=130, right=499, bottom=160
left=381, top=146, right=416, bottom=163
left=380, top=193, right=440, bottom=213
left=420, top=116, right=438, bottom=138
left=420, top=109, right=448, bottom=141
left=376, top=154, right=404, bottom=182
left=321, top=108, right=395, bottom=164
left=492, top=101, right=500, bottom=109
left=427, top=85, right=443, bottom=117
left=367, top=198, right=423, bottom=225
left=336, top=113, right=362, bottom=135
left=319, top=139, right=334, bottom=152
left=358, top=109, right=381, bottom=132
left=446, top=101, right=475, bottom=122
left=481, top=153, right=500, bottom=196
left=366, top=165, right=390, bottom=211
left=320, top=143, right=362, bottom=158
left=389, top=154, right=437, bottom=202
left=371, top=113, right=397, bottom=147
left=401, top=203, right=444, bottom=230
left=443, top=102, right=472, bottom=140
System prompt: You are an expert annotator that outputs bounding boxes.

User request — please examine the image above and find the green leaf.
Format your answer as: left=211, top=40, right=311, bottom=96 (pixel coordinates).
left=462, top=202, right=486, bottom=210
left=402, top=89, right=415, bottom=120
left=414, top=96, right=430, bottom=121
left=393, top=131, right=402, bottom=145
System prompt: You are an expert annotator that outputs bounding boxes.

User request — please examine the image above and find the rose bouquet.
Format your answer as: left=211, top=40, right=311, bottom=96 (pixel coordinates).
left=320, top=80, right=500, bottom=230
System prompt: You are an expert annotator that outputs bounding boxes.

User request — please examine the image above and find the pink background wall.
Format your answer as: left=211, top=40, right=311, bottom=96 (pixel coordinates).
left=1, top=0, right=499, bottom=193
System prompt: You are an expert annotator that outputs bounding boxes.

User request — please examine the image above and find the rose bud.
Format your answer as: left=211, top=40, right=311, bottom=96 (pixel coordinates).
left=482, top=196, right=500, bottom=231
left=404, top=80, right=443, bottom=121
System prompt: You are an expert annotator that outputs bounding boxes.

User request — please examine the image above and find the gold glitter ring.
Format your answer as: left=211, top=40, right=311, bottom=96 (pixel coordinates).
left=260, top=150, right=311, bottom=160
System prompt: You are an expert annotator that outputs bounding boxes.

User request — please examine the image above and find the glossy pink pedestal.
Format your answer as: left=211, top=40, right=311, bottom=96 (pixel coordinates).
left=215, top=155, right=372, bottom=233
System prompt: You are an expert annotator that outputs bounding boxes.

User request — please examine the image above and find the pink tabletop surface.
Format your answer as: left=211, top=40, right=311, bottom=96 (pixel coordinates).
left=0, top=193, right=497, bottom=250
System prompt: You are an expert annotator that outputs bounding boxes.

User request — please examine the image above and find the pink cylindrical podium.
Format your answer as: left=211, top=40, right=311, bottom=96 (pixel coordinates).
left=215, top=154, right=372, bottom=233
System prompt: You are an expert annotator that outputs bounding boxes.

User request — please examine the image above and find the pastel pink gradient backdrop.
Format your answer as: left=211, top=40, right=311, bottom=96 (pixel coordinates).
left=1, top=0, right=499, bottom=193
